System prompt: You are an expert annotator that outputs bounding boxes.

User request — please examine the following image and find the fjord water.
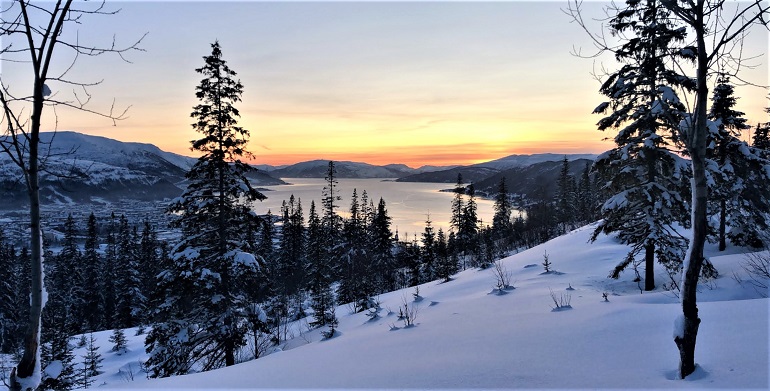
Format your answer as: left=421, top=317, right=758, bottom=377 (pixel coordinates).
left=256, top=178, right=496, bottom=235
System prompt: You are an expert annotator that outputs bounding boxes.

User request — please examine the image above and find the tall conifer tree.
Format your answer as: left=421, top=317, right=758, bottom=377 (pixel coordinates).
left=591, top=0, right=693, bottom=291
left=146, top=41, right=266, bottom=376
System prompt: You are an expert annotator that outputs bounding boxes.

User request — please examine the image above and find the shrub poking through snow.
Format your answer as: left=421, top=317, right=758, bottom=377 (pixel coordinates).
left=549, top=288, right=572, bottom=311
left=401, top=295, right=419, bottom=327
left=492, top=260, right=514, bottom=293
left=741, top=250, right=770, bottom=297
left=602, top=292, right=610, bottom=302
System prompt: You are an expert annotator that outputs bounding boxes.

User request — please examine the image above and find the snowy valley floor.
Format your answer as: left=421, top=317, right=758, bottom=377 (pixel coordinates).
left=71, top=224, right=769, bottom=389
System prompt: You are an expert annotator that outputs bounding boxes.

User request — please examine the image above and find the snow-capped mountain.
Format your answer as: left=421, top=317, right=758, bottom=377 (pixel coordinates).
left=0, top=131, right=285, bottom=208
left=269, top=159, right=452, bottom=179
left=474, top=152, right=598, bottom=170
left=396, top=153, right=598, bottom=184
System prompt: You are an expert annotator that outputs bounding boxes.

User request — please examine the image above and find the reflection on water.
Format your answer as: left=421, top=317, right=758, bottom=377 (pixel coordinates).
left=252, top=178, right=496, bottom=236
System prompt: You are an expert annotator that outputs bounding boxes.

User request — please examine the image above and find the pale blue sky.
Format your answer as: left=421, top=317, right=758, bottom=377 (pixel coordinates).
left=3, top=1, right=767, bottom=166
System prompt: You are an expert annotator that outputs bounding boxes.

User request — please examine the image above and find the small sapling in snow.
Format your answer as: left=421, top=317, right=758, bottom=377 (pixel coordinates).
left=109, top=328, right=128, bottom=354
left=542, top=250, right=552, bottom=273
left=412, top=286, right=423, bottom=302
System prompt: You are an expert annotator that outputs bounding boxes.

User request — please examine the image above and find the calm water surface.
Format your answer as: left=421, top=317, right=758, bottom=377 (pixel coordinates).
left=254, top=178, right=495, bottom=236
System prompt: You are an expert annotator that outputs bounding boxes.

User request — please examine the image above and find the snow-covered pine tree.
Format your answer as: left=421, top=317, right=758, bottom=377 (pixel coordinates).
left=420, top=215, right=437, bottom=283
left=370, top=197, right=395, bottom=292
left=0, top=230, right=18, bottom=353
left=306, top=199, right=332, bottom=327
left=146, top=41, right=266, bottom=376
left=461, top=183, right=480, bottom=266
left=277, top=195, right=307, bottom=310
left=339, top=189, right=376, bottom=312
left=491, top=176, right=513, bottom=248
left=576, top=162, right=597, bottom=224
left=705, top=75, right=766, bottom=250
left=82, top=213, right=103, bottom=332
left=1, top=244, right=30, bottom=356
left=114, top=216, right=145, bottom=328
left=556, top=156, right=576, bottom=232
left=309, top=162, right=341, bottom=327
left=102, top=212, right=118, bottom=329
left=753, top=118, right=770, bottom=152
left=436, top=231, right=459, bottom=282
left=58, top=214, right=86, bottom=335
left=80, top=332, right=103, bottom=388
left=450, top=174, right=465, bottom=247
left=39, top=323, right=77, bottom=391
left=138, top=219, right=161, bottom=316
left=321, top=161, right=344, bottom=270
left=590, top=0, right=694, bottom=291
left=109, top=328, right=127, bottom=353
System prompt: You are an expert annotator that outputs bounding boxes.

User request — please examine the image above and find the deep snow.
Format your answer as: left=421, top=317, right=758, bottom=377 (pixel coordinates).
left=33, top=223, right=769, bottom=389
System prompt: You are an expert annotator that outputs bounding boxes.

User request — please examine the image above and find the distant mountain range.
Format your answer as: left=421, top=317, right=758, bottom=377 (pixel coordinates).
left=0, top=131, right=599, bottom=208
left=396, top=153, right=597, bottom=184
left=268, top=160, right=453, bottom=179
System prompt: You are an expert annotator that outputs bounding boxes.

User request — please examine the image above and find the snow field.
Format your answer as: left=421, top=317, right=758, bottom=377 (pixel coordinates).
left=72, top=223, right=767, bottom=389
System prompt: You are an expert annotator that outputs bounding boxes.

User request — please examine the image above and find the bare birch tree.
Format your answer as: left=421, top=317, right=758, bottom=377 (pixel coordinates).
left=659, top=0, right=768, bottom=379
left=0, top=1, right=143, bottom=390
left=567, top=0, right=769, bottom=380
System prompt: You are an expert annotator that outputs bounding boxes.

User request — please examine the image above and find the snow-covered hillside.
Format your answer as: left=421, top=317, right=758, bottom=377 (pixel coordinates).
left=0, top=132, right=285, bottom=207
left=66, top=224, right=768, bottom=389
left=476, top=152, right=598, bottom=170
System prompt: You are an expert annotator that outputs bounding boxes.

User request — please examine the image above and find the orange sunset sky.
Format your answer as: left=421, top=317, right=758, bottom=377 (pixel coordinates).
left=4, top=1, right=768, bottom=167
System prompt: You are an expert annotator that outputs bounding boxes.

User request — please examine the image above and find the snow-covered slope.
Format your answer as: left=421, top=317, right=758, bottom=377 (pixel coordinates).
left=76, top=224, right=767, bottom=389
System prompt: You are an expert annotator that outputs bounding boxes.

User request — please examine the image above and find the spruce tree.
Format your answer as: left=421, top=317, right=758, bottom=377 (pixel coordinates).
left=102, top=212, right=118, bottom=330
left=370, top=197, right=395, bottom=292
left=576, top=162, right=597, bottom=224
left=59, top=214, right=86, bottom=335
left=491, top=176, right=513, bottom=247
left=81, top=333, right=103, bottom=388
left=461, top=183, right=480, bottom=267
left=82, top=213, right=102, bottom=332
left=146, top=41, right=266, bottom=376
left=591, top=0, right=693, bottom=291
left=753, top=119, right=770, bottom=151
left=420, top=215, right=437, bottom=282
left=138, top=219, right=161, bottom=313
left=109, top=328, right=127, bottom=353
left=309, top=162, right=341, bottom=327
left=706, top=75, right=756, bottom=250
left=114, top=216, right=144, bottom=328
left=339, top=189, right=374, bottom=312
left=277, top=195, right=306, bottom=299
left=450, top=173, right=465, bottom=239
left=0, top=230, right=18, bottom=353
left=437, top=231, right=459, bottom=282
left=556, top=156, right=576, bottom=232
